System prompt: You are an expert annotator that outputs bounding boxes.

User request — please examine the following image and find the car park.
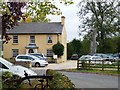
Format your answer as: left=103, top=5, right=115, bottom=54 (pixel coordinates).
left=15, top=54, right=48, bottom=67
left=0, top=57, right=37, bottom=77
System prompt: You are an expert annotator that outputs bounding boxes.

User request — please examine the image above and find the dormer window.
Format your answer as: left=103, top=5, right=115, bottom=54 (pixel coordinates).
left=30, top=35, right=35, bottom=43
left=47, top=35, right=52, bottom=44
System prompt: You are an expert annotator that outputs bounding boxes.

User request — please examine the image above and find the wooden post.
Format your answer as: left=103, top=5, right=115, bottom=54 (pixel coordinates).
left=88, top=60, right=91, bottom=69
left=77, top=60, right=79, bottom=69
left=117, top=60, right=120, bottom=72
left=102, top=60, right=104, bottom=71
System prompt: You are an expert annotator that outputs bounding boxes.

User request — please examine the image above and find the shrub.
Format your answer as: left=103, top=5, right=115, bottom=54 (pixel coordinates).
left=2, top=71, right=22, bottom=90
left=52, top=42, right=64, bottom=58
left=46, top=69, right=75, bottom=90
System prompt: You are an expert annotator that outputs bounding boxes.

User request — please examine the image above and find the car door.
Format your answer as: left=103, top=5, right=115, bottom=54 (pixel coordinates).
left=27, top=56, right=35, bottom=65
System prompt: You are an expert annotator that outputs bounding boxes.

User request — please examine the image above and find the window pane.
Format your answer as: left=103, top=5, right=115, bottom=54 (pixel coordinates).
left=47, top=49, right=53, bottom=57
left=12, top=49, right=19, bottom=57
left=13, top=36, right=18, bottom=43
left=30, top=36, right=35, bottom=43
left=47, top=35, right=52, bottom=43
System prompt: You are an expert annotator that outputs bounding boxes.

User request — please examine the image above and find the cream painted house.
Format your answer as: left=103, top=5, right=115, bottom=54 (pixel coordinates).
left=4, top=16, right=67, bottom=62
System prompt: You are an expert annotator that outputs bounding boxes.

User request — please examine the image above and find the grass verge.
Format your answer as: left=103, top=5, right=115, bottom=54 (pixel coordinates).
left=61, top=68, right=120, bottom=76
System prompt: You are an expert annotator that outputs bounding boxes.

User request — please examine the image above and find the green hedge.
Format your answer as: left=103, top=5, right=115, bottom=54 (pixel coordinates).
left=46, top=69, right=75, bottom=90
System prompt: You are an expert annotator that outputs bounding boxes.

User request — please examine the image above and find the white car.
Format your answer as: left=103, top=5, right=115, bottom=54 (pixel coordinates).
left=15, top=54, right=48, bottom=67
left=0, top=57, right=37, bottom=77
left=29, top=53, right=47, bottom=60
left=79, top=55, right=112, bottom=64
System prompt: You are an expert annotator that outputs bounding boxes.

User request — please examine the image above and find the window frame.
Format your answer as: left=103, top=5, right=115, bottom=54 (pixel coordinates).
left=46, top=49, right=53, bottom=57
left=30, top=35, right=35, bottom=44
left=12, top=49, right=19, bottom=57
left=47, top=35, right=52, bottom=44
left=13, top=35, right=18, bottom=44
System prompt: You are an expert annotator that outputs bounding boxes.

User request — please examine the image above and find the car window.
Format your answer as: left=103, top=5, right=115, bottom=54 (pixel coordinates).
left=17, top=56, right=22, bottom=59
left=22, top=56, right=28, bottom=59
left=17, top=56, right=28, bottom=59
left=36, top=54, right=43, bottom=57
left=92, top=57, right=98, bottom=59
left=28, top=56, right=34, bottom=60
left=0, top=62, right=9, bottom=69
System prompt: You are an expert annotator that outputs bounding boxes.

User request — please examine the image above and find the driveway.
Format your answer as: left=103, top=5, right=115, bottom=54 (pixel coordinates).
left=31, top=60, right=77, bottom=75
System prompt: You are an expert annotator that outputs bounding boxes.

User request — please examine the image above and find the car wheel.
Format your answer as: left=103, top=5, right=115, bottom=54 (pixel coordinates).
left=35, top=63, right=40, bottom=67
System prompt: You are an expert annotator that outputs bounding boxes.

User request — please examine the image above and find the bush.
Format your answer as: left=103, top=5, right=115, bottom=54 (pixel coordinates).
left=46, top=69, right=75, bottom=90
left=52, top=42, right=64, bottom=58
left=2, top=71, right=22, bottom=90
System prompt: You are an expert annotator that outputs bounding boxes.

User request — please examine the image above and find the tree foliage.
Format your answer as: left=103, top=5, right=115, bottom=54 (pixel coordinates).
left=67, top=43, right=74, bottom=59
left=78, top=1, right=119, bottom=41
left=1, top=2, right=26, bottom=43
left=78, top=1, right=119, bottom=54
left=52, top=42, right=64, bottom=58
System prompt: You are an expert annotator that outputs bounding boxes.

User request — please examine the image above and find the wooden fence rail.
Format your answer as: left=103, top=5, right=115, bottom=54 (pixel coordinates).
left=77, top=59, right=120, bottom=71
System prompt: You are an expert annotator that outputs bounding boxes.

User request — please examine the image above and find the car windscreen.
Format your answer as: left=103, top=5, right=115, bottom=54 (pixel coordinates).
left=0, top=57, right=13, bottom=66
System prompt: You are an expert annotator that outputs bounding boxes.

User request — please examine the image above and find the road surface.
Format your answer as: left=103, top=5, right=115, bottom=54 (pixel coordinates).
left=32, top=60, right=119, bottom=90
left=59, top=71, right=119, bottom=90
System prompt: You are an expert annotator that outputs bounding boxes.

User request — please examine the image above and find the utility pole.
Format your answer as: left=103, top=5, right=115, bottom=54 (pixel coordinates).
left=0, top=16, right=3, bottom=57
left=1, top=31, right=3, bottom=58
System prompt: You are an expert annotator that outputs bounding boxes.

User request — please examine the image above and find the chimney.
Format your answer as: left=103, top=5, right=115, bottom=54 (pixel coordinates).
left=61, top=16, right=65, bottom=25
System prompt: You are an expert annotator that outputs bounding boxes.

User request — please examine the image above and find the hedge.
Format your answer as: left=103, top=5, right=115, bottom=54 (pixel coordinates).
left=46, top=69, right=75, bottom=90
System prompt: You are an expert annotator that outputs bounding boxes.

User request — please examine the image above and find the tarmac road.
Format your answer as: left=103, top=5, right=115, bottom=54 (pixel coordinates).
left=59, top=71, right=119, bottom=90
left=31, top=60, right=119, bottom=90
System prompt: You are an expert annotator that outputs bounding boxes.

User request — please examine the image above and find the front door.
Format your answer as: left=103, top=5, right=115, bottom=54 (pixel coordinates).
left=28, top=49, right=34, bottom=53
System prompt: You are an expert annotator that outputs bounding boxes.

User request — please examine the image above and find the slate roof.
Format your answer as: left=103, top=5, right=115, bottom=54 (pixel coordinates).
left=7, top=22, right=63, bottom=35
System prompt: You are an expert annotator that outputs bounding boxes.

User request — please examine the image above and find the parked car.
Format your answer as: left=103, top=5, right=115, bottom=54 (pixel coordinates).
left=79, top=55, right=112, bottom=64
left=15, top=54, right=48, bottom=67
left=79, top=55, right=92, bottom=60
left=71, top=54, right=79, bottom=60
left=29, top=53, right=47, bottom=60
left=79, top=55, right=103, bottom=60
left=0, top=57, right=37, bottom=77
left=113, top=53, right=120, bottom=60
left=93, top=53, right=115, bottom=61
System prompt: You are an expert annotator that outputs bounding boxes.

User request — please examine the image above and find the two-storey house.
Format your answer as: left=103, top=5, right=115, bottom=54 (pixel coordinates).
left=3, top=16, right=67, bottom=62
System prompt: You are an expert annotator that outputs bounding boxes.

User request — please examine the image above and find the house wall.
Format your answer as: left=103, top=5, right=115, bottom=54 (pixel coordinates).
left=3, top=34, right=60, bottom=59
left=4, top=32, right=67, bottom=62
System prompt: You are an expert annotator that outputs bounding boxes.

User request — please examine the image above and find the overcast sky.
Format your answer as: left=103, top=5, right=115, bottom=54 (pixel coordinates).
left=47, top=0, right=81, bottom=42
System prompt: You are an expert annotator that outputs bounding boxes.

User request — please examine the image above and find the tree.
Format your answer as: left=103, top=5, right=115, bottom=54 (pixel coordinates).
left=81, top=39, right=90, bottom=55
left=67, top=43, right=74, bottom=59
left=71, top=39, right=82, bottom=54
left=52, top=42, right=64, bottom=58
left=78, top=1, right=119, bottom=53
left=1, top=2, right=26, bottom=43
left=67, top=39, right=82, bottom=59
left=97, top=38, right=117, bottom=53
